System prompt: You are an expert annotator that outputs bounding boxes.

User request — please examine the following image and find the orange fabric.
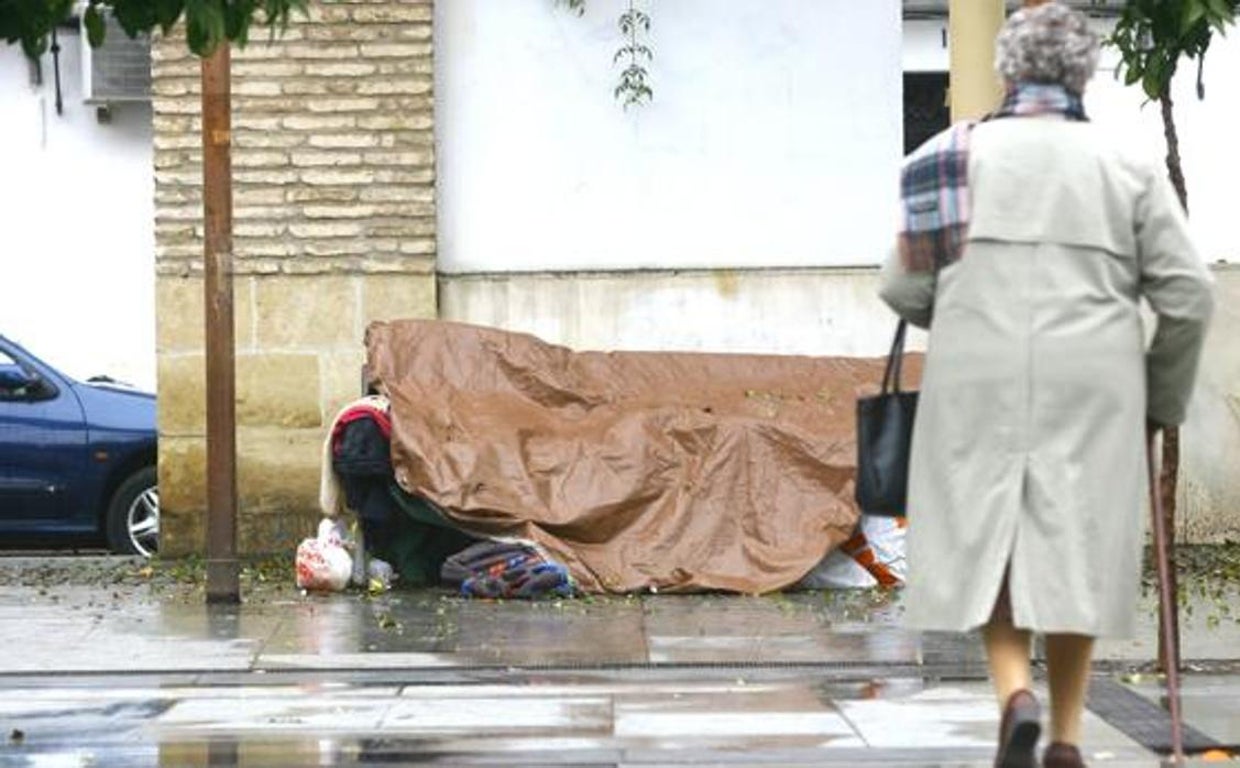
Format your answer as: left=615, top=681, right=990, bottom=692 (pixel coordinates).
left=842, top=532, right=902, bottom=588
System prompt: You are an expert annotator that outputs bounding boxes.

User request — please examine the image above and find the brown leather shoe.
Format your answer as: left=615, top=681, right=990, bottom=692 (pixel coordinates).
left=1042, top=742, right=1086, bottom=768
left=995, top=689, right=1042, bottom=768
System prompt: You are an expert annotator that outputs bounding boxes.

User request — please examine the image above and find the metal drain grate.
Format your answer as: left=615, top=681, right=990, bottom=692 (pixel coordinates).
left=1087, top=677, right=1223, bottom=754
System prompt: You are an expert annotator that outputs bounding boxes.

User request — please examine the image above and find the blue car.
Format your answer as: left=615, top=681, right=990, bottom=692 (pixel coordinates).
left=0, top=335, right=159, bottom=556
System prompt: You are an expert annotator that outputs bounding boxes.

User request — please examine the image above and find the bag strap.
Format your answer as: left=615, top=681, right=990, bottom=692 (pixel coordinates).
left=880, top=320, right=908, bottom=394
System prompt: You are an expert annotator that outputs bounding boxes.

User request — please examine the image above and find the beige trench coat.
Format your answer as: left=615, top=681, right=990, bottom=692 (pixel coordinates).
left=880, top=116, right=1214, bottom=638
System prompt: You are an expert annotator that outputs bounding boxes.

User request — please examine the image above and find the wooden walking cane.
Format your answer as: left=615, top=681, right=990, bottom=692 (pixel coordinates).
left=1147, top=427, right=1185, bottom=763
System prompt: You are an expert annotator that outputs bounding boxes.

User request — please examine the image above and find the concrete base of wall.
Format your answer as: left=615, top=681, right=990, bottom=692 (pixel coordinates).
left=155, top=271, right=436, bottom=556
left=440, top=265, right=1239, bottom=542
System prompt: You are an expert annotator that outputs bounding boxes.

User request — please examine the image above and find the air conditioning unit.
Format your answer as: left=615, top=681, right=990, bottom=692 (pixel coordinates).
left=80, top=10, right=151, bottom=103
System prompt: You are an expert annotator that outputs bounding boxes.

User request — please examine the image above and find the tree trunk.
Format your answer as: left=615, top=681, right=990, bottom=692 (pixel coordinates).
left=1160, top=91, right=1189, bottom=211
left=1156, top=89, right=1187, bottom=674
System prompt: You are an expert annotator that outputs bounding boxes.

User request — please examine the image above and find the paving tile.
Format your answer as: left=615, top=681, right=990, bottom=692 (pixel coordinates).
left=613, top=681, right=863, bottom=748
left=918, top=630, right=989, bottom=668
left=91, top=601, right=281, bottom=636
left=0, top=639, right=257, bottom=673
left=0, top=674, right=1177, bottom=767
left=381, top=696, right=613, bottom=734
left=837, top=682, right=1144, bottom=751
left=256, top=598, right=430, bottom=655
left=0, top=696, right=170, bottom=750
left=0, top=684, right=400, bottom=700
left=255, top=592, right=652, bottom=666
left=643, top=593, right=925, bottom=666
left=836, top=685, right=999, bottom=748
left=0, top=617, right=95, bottom=657
left=617, top=711, right=861, bottom=741
left=259, top=652, right=457, bottom=669
left=642, top=594, right=828, bottom=639
left=443, top=598, right=649, bottom=666
left=347, top=737, right=625, bottom=765
left=1123, top=673, right=1240, bottom=746
left=617, top=750, right=1165, bottom=766
left=0, top=673, right=201, bottom=689
left=396, top=680, right=787, bottom=699
left=646, top=634, right=764, bottom=663
left=156, top=697, right=393, bottom=732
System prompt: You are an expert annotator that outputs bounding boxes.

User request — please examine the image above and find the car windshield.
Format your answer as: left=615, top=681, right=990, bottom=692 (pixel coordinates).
left=1, top=338, right=45, bottom=368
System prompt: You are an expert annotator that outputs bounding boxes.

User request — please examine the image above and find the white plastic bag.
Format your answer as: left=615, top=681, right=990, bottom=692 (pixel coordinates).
left=856, top=515, right=907, bottom=584
left=798, top=515, right=908, bottom=590
left=295, top=519, right=354, bottom=592
left=798, top=548, right=878, bottom=589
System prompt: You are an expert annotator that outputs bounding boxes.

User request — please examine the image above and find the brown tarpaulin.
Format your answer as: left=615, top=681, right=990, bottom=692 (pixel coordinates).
left=366, top=319, right=919, bottom=595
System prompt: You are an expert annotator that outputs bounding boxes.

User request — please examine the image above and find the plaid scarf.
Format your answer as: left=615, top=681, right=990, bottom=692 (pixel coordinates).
left=897, top=83, right=1088, bottom=273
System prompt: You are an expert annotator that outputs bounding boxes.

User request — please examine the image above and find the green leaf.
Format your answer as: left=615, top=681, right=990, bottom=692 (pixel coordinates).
left=225, top=0, right=256, bottom=45
left=49, top=0, right=76, bottom=26
left=185, top=0, right=227, bottom=54
left=1182, top=0, right=1208, bottom=33
left=1205, top=0, right=1232, bottom=20
left=154, top=0, right=185, bottom=33
left=1142, top=54, right=1169, bottom=99
left=112, top=0, right=156, bottom=38
left=84, top=4, right=106, bottom=48
left=20, top=33, right=49, bottom=60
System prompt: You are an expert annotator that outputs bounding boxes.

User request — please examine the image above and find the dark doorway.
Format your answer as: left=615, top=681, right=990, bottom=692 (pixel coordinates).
left=904, top=72, right=950, bottom=156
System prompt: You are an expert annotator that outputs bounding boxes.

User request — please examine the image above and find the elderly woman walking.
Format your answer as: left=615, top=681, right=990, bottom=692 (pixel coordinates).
left=880, top=4, right=1214, bottom=767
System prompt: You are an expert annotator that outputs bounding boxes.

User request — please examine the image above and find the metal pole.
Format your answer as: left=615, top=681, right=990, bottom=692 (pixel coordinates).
left=948, top=0, right=1006, bottom=122
left=1159, top=426, right=1183, bottom=675
left=1148, top=430, right=1185, bottom=763
left=201, top=43, right=240, bottom=604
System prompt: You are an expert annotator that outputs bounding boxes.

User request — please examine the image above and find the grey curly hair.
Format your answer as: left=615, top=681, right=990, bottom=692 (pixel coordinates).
left=995, top=2, right=1101, bottom=94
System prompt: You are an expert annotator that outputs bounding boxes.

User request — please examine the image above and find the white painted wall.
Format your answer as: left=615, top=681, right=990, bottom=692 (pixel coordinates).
left=902, top=18, right=1240, bottom=264
left=0, top=31, right=155, bottom=390
left=435, top=0, right=903, bottom=273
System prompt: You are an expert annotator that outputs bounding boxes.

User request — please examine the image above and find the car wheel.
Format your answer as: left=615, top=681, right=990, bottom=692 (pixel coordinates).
left=106, top=466, right=159, bottom=557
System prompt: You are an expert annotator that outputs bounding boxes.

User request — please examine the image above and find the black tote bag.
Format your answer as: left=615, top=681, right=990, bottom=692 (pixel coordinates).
left=855, top=320, right=918, bottom=517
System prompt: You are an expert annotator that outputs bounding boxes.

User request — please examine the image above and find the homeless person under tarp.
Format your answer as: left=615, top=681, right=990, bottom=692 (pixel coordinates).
left=308, top=319, right=917, bottom=598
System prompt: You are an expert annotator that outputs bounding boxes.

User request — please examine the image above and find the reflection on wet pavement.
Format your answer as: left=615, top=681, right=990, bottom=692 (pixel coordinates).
left=0, top=675, right=1171, bottom=767
left=4, top=582, right=1232, bottom=674
left=0, top=585, right=985, bottom=673
left=0, top=575, right=1235, bottom=765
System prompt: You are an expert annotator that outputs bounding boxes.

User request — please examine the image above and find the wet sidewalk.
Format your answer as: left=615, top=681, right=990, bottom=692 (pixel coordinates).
left=1, top=556, right=1238, bottom=766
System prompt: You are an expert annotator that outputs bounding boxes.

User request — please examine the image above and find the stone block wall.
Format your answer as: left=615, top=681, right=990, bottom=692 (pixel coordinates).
left=151, top=0, right=436, bottom=556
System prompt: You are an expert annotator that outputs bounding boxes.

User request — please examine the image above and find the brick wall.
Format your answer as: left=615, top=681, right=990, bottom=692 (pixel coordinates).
left=151, top=0, right=437, bottom=556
